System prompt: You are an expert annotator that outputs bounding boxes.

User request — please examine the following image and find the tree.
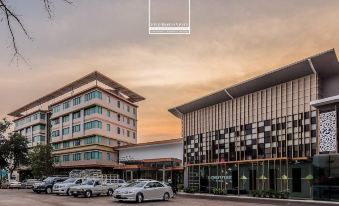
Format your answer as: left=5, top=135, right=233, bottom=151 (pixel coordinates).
left=0, top=119, right=11, bottom=181
left=28, top=144, right=54, bottom=178
left=2, top=132, right=29, bottom=178
left=0, top=0, right=72, bottom=60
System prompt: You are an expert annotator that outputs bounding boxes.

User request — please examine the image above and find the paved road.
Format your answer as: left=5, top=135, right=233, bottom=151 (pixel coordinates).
left=0, top=189, right=334, bottom=206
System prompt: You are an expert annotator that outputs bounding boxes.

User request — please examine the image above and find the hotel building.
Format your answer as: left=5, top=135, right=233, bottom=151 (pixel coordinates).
left=169, top=49, right=339, bottom=200
left=8, top=71, right=145, bottom=170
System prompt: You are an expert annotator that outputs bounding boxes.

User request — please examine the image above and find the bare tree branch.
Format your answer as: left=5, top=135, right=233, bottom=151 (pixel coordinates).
left=0, top=0, right=72, bottom=61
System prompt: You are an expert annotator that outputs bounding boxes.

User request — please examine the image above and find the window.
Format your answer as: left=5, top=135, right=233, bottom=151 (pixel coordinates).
left=32, top=114, right=38, bottom=120
left=84, top=120, right=102, bottom=130
left=84, top=151, right=102, bottom=160
left=84, top=90, right=102, bottom=101
left=62, top=115, right=70, bottom=123
left=127, top=130, right=130, bottom=137
left=84, top=136, right=101, bottom=144
left=106, top=110, right=110, bottom=117
left=33, top=135, right=45, bottom=142
left=106, top=153, right=111, bottom=160
left=73, top=153, right=81, bottom=161
left=51, top=119, right=59, bottom=126
left=62, top=127, right=70, bottom=135
left=63, top=155, right=70, bottom=162
left=117, top=114, right=121, bottom=121
left=73, top=96, right=81, bottom=106
left=117, top=127, right=121, bottom=134
left=127, top=106, right=130, bottom=112
left=117, top=101, right=121, bottom=108
left=51, top=130, right=60, bottom=137
left=52, top=105, right=61, bottom=113
left=63, top=141, right=70, bottom=148
left=127, top=118, right=130, bottom=124
left=106, top=124, right=111, bottom=132
left=52, top=143, right=60, bottom=150
left=63, top=101, right=70, bottom=109
left=133, top=108, right=136, bottom=114
left=133, top=132, right=136, bottom=139
left=73, top=111, right=81, bottom=119
left=84, top=106, right=102, bottom=116
left=33, top=124, right=45, bottom=131
left=72, top=125, right=80, bottom=133
left=39, top=113, right=46, bottom=120
left=73, top=139, right=81, bottom=146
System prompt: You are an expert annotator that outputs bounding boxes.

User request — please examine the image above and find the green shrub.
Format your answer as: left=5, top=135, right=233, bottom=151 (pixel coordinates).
left=184, top=187, right=198, bottom=193
left=212, top=188, right=225, bottom=195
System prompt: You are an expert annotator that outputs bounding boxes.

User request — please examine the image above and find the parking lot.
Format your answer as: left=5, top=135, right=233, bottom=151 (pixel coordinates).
left=0, top=189, right=338, bottom=206
left=0, top=189, right=273, bottom=206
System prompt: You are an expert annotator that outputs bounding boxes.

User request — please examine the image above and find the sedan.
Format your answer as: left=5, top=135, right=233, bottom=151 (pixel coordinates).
left=113, top=180, right=174, bottom=203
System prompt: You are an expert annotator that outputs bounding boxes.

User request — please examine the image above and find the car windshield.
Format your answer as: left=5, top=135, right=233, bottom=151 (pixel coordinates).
left=43, top=177, right=54, bottom=183
left=63, top=178, right=76, bottom=183
left=125, top=181, right=147, bottom=188
left=82, top=180, right=94, bottom=185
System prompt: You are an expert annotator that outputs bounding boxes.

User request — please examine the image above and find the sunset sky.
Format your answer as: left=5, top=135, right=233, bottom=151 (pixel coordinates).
left=1, top=0, right=339, bottom=143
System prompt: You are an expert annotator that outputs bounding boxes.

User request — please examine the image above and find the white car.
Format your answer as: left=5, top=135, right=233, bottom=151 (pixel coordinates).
left=53, top=178, right=84, bottom=196
left=106, top=179, right=128, bottom=190
left=69, top=179, right=114, bottom=198
left=8, top=180, right=22, bottom=189
left=113, top=180, right=174, bottom=203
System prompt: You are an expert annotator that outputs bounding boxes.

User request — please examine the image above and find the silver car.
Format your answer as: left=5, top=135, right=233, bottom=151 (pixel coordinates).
left=53, top=178, right=84, bottom=196
left=113, top=180, right=174, bottom=203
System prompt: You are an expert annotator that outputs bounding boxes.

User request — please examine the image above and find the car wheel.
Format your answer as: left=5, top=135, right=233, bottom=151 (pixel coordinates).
left=46, top=187, right=52, bottom=194
left=163, top=192, right=170, bottom=201
left=136, top=193, right=143, bottom=203
left=85, top=190, right=92, bottom=198
left=56, top=193, right=60, bottom=196
left=66, top=189, right=71, bottom=196
left=107, top=189, right=113, bottom=196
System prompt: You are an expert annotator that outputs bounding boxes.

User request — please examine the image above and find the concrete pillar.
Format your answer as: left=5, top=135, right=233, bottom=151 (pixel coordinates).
left=162, top=164, right=166, bottom=182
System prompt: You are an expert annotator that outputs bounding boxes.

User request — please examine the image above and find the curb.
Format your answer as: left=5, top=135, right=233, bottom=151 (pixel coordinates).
left=177, top=192, right=339, bottom=205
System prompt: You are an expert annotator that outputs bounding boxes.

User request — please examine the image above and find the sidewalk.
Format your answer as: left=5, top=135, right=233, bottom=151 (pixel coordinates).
left=177, top=192, right=339, bottom=205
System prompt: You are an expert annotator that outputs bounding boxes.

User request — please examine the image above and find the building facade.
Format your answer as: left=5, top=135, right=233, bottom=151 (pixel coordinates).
left=9, top=71, right=144, bottom=171
left=116, top=138, right=183, bottom=183
left=169, top=49, right=339, bottom=200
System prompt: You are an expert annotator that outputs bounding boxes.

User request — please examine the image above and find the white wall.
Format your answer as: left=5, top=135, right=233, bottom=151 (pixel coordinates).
left=119, top=141, right=183, bottom=162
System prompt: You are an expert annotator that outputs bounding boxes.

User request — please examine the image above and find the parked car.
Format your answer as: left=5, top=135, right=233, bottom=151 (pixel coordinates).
left=32, top=177, right=68, bottom=194
left=53, top=178, right=84, bottom=196
left=113, top=180, right=174, bottom=203
left=9, top=180, right=22, bottom=189
left=1, top=180, right=21, bottom=189
left=21, top=179, right=40, bottom=189
left=69, top=179, right=114, bottom=198
left=106, top=179, right=128, bottom=190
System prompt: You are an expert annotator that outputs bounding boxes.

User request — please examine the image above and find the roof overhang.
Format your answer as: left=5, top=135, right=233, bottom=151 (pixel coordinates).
left=310, top=94, right=339, bottom=107
left=8, top=71, right=145, bottom=117
left=169, top=49, right=339, bottom=117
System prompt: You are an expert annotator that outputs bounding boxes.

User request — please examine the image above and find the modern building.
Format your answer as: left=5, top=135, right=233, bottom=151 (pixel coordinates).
left=8, top=71, right=145, bottom=171
left=115, top=138, right=183, bottom=184
left=169, top=49, right=339, bottom=200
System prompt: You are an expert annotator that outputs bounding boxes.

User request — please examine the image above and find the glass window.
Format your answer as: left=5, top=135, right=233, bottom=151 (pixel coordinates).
left=62, top=115, right=70, bottom=123
left=73, top=96, right=81, bottom=106
left=73, top=153, right=81, bottom=161
left=117, top=101, right=120, bottom=108
left=63, top=141, right=70, bottom=148
left=73, top=111, right=81, bottom=119
left=117, top=127, right=121, bottom=134
left=73, top=139, right=81, bottom=146
left=84, top=106, right=102, bottom=116
left=84, top=120, right=102, bottom=130
left=63, top=155, right=70, bottom=162
left=51, top=130, right=60, bottom=137
left=51, top=118, right=59, bottom=126
left=72, top=125, right=80, bottom=133
left=84, top=90, right=102, bottom=101
left=62, top=127, right=70, bottom=135
left=63, top=101, right=70, bottom=110
left=106, top=124, right=110, bottom=132
left=52, top=105, right=61, bottom=113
